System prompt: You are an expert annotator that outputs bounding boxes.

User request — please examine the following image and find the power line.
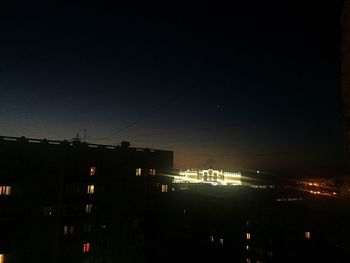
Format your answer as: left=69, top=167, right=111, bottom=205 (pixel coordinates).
left=87, top=95, right=179, bottom=141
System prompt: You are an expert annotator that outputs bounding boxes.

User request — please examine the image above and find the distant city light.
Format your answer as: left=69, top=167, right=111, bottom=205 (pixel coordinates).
left=173, top=169, right=241, bottom=186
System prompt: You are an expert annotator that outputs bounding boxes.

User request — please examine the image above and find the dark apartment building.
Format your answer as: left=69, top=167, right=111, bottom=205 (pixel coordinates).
left=158, top=184, right=350, bottom=263
left=343, top=0, right=350, bottom=171
left=2, top=135, right=350, bottom=263
left=0, top=135, right=173, bottom=263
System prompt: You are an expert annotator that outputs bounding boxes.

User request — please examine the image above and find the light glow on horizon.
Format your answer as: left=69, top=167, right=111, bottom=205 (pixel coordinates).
left=173, top=169, right=241, bottom=186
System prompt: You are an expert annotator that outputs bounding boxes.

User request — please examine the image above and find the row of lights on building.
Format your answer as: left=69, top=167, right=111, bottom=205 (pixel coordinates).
left=209, top=236, right=224, bottom=245
left=0, top=167, right=96, bottom=198
left=136, top=168, right=156, bottom=176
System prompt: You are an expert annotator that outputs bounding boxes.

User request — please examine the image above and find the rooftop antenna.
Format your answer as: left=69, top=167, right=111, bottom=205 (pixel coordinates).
left=82, top=128, right=86, bottom=143
left=73, top=133, right=81, bottom=143
left=76, top=129, right=87, bottom=143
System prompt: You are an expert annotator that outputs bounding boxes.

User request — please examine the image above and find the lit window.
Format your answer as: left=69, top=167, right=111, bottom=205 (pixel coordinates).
left=305, top=231, right=311, bottom=239
left=246, top=233, right=251, bottom=240
left=0, top=254, right=4, bottom=263
left=87, top=185, right=94, bottom=194
left=64, top=225, right=74, bottom=235
left=148, top=168, right=156, bottom=176
left=219, top=238, right=224, bottom=245
left=246, top=259, right=251, bottom=263
left=64, top=226, right=68, bottom=235
left=136, top=168, right=142, bottom=176
left=83, top=242, right=90, bottom=253
left=0, top=185, right=11, bottom=195
left=209, top=236, right=214, bottom=243
left=161, top=185, right=168, bottom=193
left=246, top=245, right=250, bottom=251
left=85, top=204, right=93, bottom=214
left=90, top=167, right=96, bottom=176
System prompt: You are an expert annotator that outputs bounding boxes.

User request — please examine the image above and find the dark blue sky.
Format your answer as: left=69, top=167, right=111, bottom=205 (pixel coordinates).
left=0, top=0, right=345, bottom=175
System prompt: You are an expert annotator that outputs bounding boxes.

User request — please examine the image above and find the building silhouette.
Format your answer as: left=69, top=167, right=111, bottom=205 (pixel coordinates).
left=343, top=0, right=350, bottom=171
left=1, top=135, right=350, bottom=263
left=0, top=135, right=173, bottom=263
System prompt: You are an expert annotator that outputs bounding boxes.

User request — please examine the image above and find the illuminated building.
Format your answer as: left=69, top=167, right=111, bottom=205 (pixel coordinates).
left=174, top=169, right=241, bottom=185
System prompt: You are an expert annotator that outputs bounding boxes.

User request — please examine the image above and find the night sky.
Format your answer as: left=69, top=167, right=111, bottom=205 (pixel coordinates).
left=0, top=0, right=345, bottom=175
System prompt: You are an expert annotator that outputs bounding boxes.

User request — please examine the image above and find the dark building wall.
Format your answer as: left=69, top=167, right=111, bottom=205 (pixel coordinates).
left=2, top=136, right=350, bottom=263
left=343, top=0, right=350, bottom=171
left=0, top=136, right=173, bottom=263
left=0, top=137, right=65, bottom=263
left=157, top=185, right=350, bottom=263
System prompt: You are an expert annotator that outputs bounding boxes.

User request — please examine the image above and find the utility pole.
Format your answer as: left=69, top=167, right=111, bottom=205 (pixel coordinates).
left=82, top=128, right=86, bottom=143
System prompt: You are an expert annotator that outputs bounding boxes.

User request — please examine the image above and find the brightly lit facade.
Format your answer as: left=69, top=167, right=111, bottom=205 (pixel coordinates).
left=174, top=169, right=241, bottom=185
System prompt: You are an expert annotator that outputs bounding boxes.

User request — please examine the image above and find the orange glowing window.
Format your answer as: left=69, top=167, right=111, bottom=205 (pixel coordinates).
left=161, top=185, right=168, bottom=193
left=87, top=185, right=94, bottom=194
left=0, top=254, right=4, bottom=263
left=136, top=168, right=142, bottom=176
left=0, top=186, right=11, bottom=195
left=305, top=231, right=311, bottom=239
left=90, top=167, right=96, bottom=176
left=148, top=168, right=156, bottom=176
left=83, top=242, right=90, bottom=253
